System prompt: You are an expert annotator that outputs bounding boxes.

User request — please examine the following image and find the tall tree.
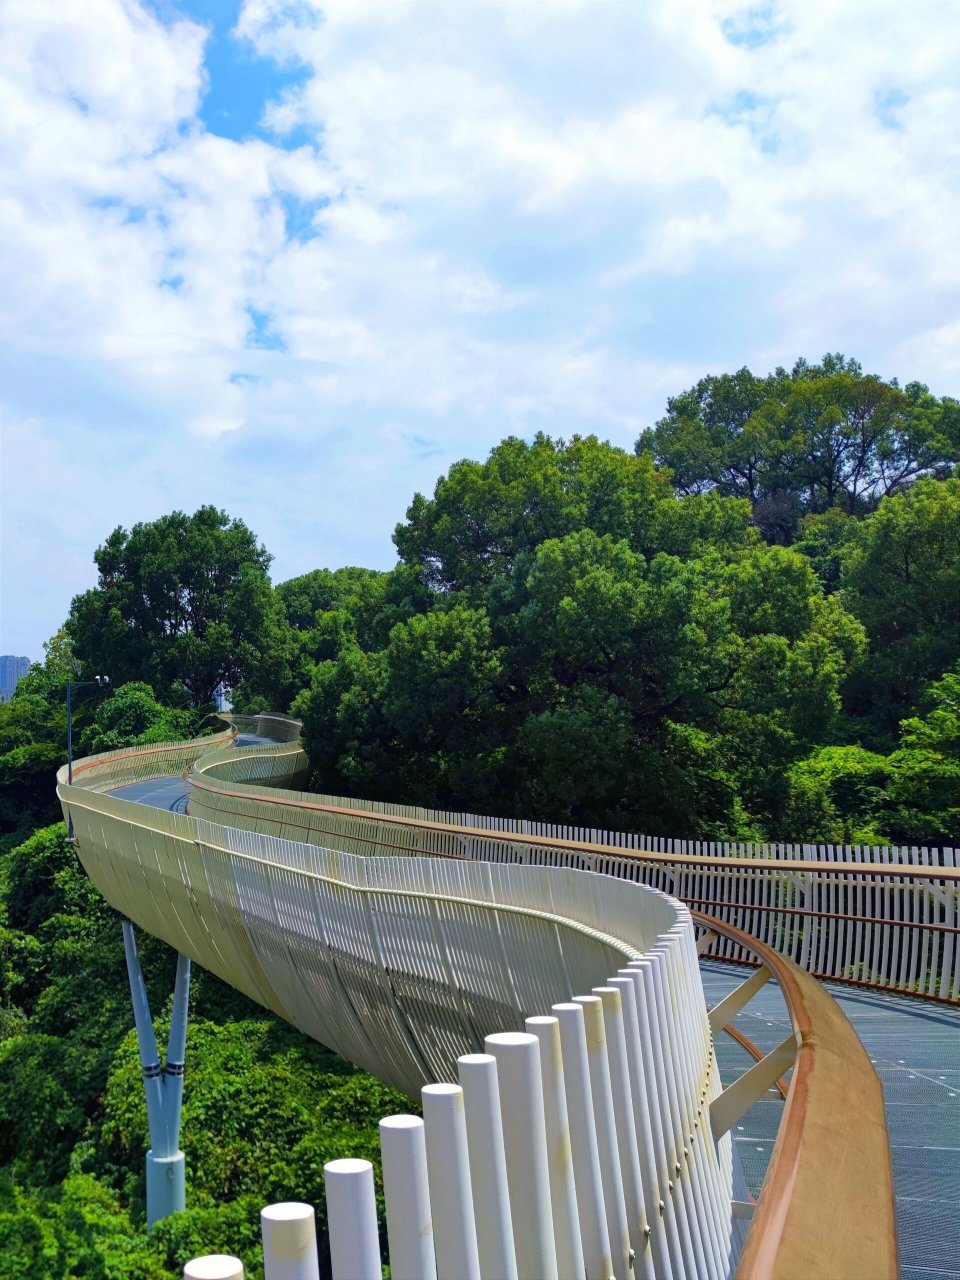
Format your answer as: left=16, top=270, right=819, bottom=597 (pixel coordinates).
left=0, top=632, right=81, bottom=849
left=638, top=355, right=958, bottom=542
left=67, top=507, right=284, bottom=707
left=394, top=433, right=671, bottom=593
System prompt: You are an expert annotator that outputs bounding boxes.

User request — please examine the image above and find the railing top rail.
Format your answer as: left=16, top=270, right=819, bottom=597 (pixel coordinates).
left=695, top=911, right=899, bottom=1280
left=186, top=770, right=959, bottom=881
left=57, top=729, right=237, bottom=787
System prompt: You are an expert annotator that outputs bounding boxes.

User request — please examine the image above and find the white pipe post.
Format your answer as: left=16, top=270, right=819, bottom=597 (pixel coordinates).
left=658, top=933, right=728, bottom=1269
left=323, top=1158, right=382, bottom=1280
left=609, top=974, right=678, bottom=1280
left=617, top=964, right=691, bottom=1278
left=552, top=1002, right=614, bottom=1280
left=592, top=987, right=656, bottom=1280
left=571, top=996, right=633, bottom=1280
left=485, top=1032, right=559, bottom=1280
left=645, top=944, right=724, bottom=1279
left=524, top=1016, right=585, bottom=1280
left=183, top=1258, right=244, bottom=1279
left=457, top=1054, right=518, bottom=1280
left=628, top=960, right=704, bottom=1278
left=421, top=1083, right=481, bottom=1280
left=379, top=1115, right=437, bottom=1280
left=261, top=1203, right=321, bottom=1280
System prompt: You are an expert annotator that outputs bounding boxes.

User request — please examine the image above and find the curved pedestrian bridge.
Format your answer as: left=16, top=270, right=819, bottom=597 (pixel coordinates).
left=57, top=715, right=955, bottom=1278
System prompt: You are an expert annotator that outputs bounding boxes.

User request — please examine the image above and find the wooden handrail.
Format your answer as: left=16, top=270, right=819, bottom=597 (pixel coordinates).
left=694, top=912, right=899, bottom=1280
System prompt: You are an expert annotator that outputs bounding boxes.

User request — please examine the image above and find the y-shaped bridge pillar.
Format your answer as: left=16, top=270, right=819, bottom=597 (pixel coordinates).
left=121, top=920, right=191, bottom=1228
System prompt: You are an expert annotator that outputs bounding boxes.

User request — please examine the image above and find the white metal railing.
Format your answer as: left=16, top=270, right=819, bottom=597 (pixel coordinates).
left=184, top=920, right=738, bottom=1280
left=183, top=913, right=898, bottom=1280
left=66, top=720, right=958, bottom=1001
left=186, top=754, right=959, bottom=1002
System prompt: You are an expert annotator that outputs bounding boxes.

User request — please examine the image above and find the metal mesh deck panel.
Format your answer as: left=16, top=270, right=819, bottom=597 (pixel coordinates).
left=701, top=960, right=960, bottom=1279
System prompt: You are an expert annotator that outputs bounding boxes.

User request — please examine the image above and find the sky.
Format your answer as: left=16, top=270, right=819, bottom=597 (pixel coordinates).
left=1, top=0, right=958, bottom=660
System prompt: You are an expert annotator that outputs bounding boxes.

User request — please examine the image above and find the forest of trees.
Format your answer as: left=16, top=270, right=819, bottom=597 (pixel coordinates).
left=0, top=354, right=956, bottom=1274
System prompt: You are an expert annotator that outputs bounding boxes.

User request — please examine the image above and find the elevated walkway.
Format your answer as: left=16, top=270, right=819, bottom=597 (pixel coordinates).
left=56, top=715, right=930, bottom=1278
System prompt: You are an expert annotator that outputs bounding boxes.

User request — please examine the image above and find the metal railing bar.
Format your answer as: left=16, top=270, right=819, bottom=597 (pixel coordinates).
left=710, top=1037, right=796, bottom=1141
left=186, top=773, right=958, bottom=881
left=687, top=897, right=960, bottom=934
left=700, top=946, right=959, bottom=1006
left=720, top=1026, right=790, bottom=1103
left=708, top=966, right=772, bottom=1034
left=697, top=929, right=719, bottom=955
left=693, top=913, right=898, bottom=1280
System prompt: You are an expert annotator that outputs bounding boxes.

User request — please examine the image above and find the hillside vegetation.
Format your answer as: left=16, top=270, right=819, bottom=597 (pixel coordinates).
left=0, top=354, right=956, bottom=1275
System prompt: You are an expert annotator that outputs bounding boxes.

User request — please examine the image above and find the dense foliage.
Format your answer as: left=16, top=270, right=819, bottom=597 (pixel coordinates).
left=67, top=507, right=284, bottom=708
left=0, top=820, right=407, bottom=1277
left=270, top=380, right=958, bottom=845
left=2, top=352, right=955, bottom=1274
left=638, top=354, right=958, bottom=542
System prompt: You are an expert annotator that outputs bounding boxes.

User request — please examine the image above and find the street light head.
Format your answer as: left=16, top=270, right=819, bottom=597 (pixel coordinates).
left=94, top=675, right=111, bottom=686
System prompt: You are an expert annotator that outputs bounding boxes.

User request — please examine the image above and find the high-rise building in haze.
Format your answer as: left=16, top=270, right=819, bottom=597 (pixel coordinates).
left=0, top=655, right=31, bottom=702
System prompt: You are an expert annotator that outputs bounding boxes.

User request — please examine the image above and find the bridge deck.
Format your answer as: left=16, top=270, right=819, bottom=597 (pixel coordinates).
left=701, top=960, right=960, bottom=1280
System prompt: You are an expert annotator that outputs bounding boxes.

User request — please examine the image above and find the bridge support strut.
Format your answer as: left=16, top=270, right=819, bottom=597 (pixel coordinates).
left=121, top=920, right=191, bottom=1229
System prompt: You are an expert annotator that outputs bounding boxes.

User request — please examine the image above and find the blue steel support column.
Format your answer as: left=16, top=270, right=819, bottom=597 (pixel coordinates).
left=164, top=953, right=191, bottom=1153
left=121, top=920, right=190, bottom=1227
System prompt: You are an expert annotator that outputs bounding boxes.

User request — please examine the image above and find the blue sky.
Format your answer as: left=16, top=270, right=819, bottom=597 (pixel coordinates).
left=1, top=0, right=958, bottom=659
left=148, top=0, right=309, bottom=142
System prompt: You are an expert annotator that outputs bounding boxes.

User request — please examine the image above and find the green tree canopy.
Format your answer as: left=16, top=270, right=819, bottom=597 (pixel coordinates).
left=81, top=682, right=198, bottom=755
left=638, top=354, right=958, bottom=542
left=67, top=507, right=284, bottom=708
left=0, top=633, right=83, bottom=850
left=299, top=524, right=864, bottom=836
left=394, top=433, right=672, bottom=592
left=839, top=475, right=960, bottom=739
left=781, top=664, right=960, bottom=846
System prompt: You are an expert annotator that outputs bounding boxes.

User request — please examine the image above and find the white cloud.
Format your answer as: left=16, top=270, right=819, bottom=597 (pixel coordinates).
left=1, top=0, right=958, bottom=656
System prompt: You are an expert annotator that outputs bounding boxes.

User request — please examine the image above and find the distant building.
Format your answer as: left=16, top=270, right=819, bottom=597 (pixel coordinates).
left=0, top=655, right=31, bottom=702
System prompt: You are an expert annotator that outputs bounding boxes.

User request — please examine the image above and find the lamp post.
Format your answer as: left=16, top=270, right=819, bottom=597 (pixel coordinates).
left=66, top=675, right=110, bottom=835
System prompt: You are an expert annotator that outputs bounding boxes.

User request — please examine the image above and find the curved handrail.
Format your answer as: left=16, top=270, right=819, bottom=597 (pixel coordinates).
left=694, top=913, right=898, bottom=1280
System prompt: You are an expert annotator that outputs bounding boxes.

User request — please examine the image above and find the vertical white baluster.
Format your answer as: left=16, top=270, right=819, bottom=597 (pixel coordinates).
left=323, top=1159, right=381, bottom=1280
left=553, top=1002, right=613, bottom=1280
left=624, top=963, right=702, bottom=1277
left=593, top=987, right=656, bottom=1280
left=184, top=1258, right=244, bottom=1280
left=485, top=1032, right=559, bottom=1280
left=525, top=1015, right=586, bottom=1280
left=570, top=996, right=632, bottom=1280
left=261, top=1203, right=321, bottom=1280
left=608, top=974, right=678, bottom=1280
left=380, top=1115, right=437, bottom=1280
left=421, top=1083, right=481, bottom=1280
left=457, top=1054, right=518, bottom=1280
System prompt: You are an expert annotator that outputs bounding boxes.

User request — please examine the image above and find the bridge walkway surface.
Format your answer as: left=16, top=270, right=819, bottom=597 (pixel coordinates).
left=701, top=959, right=960, bottom=1280
left=105, top=734, right=273, bottom=811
